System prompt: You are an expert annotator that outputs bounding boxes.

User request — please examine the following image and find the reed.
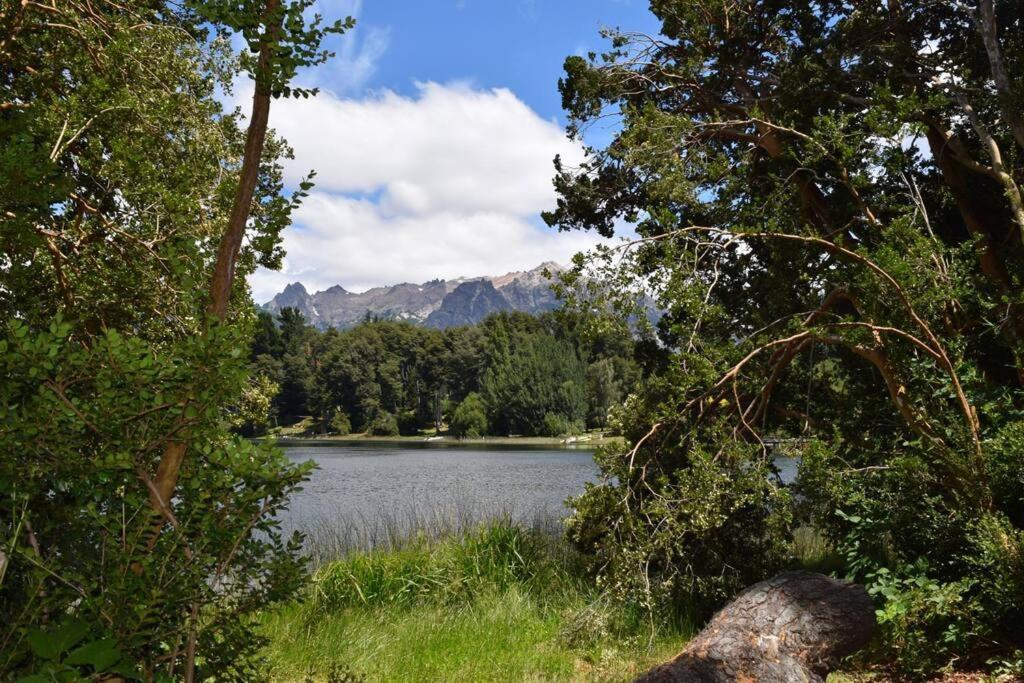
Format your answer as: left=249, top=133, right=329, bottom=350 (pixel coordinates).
left=289, top=498, right=566, bottom=567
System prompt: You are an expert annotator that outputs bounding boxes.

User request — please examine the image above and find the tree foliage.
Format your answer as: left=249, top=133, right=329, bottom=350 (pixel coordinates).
left=1, top=1, right=350, bottom=678
left=249, top=309, right=637, bottom=439
left=548, top=0, right=1024, bottom=673
left=482, top=333, right=587, bottom=437
left=450, top=393, right=488, bottom=438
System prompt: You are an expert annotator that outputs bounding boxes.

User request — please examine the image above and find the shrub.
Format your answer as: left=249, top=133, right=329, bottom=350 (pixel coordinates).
left=396, top=409, right=420, bottom=436
left=368, top=413, right=399, bottom=437
left=542, top=412, right=572, bottom=437
left=799, top=442, right=1024, bottom=674
left=449, top=393, right=488, bottom=438
left=567, top=430, right=793, bottom=619
left=866, top=563, right=977, bottom=676
left=330, top=408, right=352, bottom=436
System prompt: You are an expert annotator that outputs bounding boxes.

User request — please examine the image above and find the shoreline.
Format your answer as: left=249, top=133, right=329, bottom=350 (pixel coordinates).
left=254, top=433, right=615, bottom=449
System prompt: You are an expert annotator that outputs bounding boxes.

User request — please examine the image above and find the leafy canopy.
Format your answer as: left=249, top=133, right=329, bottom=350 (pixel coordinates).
left=1, top=0, right=351, bottom=678
left=549, top=0, right=1024, bottom=672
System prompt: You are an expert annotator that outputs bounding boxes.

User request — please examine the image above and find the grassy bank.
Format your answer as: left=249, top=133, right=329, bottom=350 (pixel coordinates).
left=259, top=417, right=618, bottom=448
left=267, top=434, right=610, bottom=448
left=258, top=520, right=689, bottom=682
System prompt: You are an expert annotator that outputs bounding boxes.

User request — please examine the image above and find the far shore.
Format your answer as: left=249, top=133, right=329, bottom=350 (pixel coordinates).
left=253, top=432, right=616, bottom=449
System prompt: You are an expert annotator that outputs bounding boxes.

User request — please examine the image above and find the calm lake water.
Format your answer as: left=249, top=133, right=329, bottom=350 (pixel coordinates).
left=276, top=440, right=800, bottom=556
left=278, top=441, right=601, bottom=550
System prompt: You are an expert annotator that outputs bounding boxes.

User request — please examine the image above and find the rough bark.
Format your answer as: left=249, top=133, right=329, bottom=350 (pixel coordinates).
left=634, top=571, right=876, bottom=683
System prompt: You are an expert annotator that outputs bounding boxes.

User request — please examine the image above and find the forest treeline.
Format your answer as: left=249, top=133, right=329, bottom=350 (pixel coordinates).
left=240, top=309, right=645, bottom=438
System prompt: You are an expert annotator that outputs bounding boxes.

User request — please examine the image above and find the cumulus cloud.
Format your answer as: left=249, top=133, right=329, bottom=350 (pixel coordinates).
left=248, top=82, right=601, bottom=302
left=269, top=81, right=583, bottom=215
left=302, top=0, right=390, bottom=94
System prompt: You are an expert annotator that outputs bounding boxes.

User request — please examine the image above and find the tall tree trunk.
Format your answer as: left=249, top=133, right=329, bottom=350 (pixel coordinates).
left=147, top=0, right=280, bottom=524
left=208, top=58, right=275, bottom=319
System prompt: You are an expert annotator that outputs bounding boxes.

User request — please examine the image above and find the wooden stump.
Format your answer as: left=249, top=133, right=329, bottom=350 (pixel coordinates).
left=634, top=571, right=876, bottom=683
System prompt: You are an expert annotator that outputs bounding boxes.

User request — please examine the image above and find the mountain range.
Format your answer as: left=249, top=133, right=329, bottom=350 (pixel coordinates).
left=262, top=262, right=565, bottom=329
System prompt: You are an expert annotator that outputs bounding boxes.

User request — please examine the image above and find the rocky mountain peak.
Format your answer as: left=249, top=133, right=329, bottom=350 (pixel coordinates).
left=262, top=262, right=566, bottom=330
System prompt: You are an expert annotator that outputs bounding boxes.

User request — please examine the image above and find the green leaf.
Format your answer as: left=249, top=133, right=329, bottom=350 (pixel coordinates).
left=47, top=619, right=90, bottom=658
left=15, top=674, right=51, bottom=683
left=64, top=638, right=122, bottom=670
left=26, top=629, right=60, bottom=662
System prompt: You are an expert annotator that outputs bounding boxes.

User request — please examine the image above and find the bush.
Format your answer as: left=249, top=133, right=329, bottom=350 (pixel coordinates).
left=567, top=428, right=793, bottom=619
left=800, top=440, right=1024, bottom=674
left=368, top=413, right=399, bottom=437
left=330, top=408, right=352, bottom=435
left=541, top=412, right=583, bottom=437
left=866, top=563, right=977, bottom=676
left=396, top=409, right=420, bottom=436
left=449, top=393, right=488, bottom=438
left=1, top=322, right=311, bottom=680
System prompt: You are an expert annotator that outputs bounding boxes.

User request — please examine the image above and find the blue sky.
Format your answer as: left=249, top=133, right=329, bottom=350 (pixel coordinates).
left=328, top=0, right=658, bottom=118
left=249, top=0, right=659, bottom=302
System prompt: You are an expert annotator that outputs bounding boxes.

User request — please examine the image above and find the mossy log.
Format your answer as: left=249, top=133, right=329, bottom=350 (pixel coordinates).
left=634, top=571, right=876, bottom=683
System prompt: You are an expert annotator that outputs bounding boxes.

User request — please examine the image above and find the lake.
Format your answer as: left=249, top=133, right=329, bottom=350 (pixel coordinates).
left=278, top=441, right=601, bottom=557
left=277, top=440, right=800, bottom=559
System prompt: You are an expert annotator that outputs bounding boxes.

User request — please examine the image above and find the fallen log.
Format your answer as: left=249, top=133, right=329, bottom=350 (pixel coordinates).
left=634, top=571, right=876, bottom=683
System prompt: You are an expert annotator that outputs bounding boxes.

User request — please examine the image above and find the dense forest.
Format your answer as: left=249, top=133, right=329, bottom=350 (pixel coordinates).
left=240, top=308, right=642, bottom=438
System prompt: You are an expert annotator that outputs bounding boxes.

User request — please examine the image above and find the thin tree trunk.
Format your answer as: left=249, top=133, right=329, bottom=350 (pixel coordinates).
left=141, top=3, right=283, bottom=678
left=977, top=0, right=1024, bottom=152
left=208, top=57, right=275, bottom=319
left=148, top=0, right=280, bottom=517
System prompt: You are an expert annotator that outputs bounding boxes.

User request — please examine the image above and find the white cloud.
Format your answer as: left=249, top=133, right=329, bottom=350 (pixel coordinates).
left=248, top=82, right=601, bottom=302
left=250, top=195, right=603, bottom=299
left=327, top=24, right=390, bottom=93
left=293, top=0, right=390, bottom=94
left=269, top=81, right=583, bottom=215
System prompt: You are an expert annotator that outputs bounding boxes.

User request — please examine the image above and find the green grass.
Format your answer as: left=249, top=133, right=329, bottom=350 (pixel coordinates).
left=259, top=520, right=689, bottom=682
left=261, top=588, right=684, bottom=682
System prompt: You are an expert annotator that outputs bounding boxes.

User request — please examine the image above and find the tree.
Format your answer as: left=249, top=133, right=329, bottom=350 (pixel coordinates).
left=0, top=1, right=352, bottom=678
left=450, top=393, right=488, bottom=438
left=482, top=333, right=586, bottom=436
left=444, top=325, right=487, bottom=402
left=585, top=358, right=622, bottom=429
left=251, top=309, right=284, bottom=359
left=548, top=0, right=1024, bottom=672
left=278, top=350, right=315, bottom=420
left=278, top=306, right=312, bottom=355
left=230, top=373, right=280, bottom=436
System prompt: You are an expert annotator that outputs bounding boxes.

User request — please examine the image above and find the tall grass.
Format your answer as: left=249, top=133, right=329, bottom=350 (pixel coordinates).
left=291, top=498, right=566, bottom=567
left=262, top=503, right=849, bottom=681
left=791, top=525, right=844, bottom=574
left=308, top=517, right=582, bottom=611
left=259, top=516, right=690, bottom=682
